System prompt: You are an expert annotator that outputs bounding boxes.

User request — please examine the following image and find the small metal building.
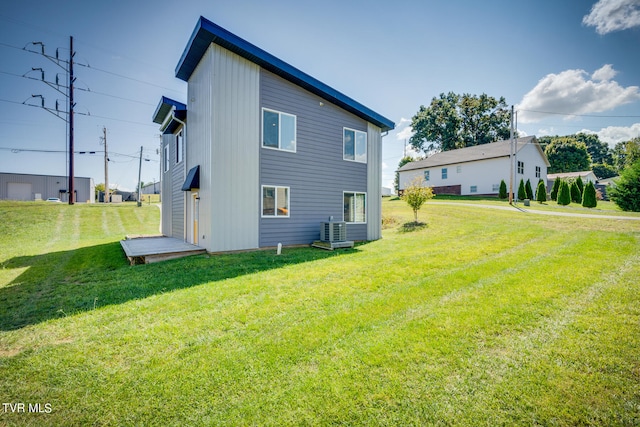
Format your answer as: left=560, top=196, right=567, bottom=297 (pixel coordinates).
left=0, top=172, right=95, bottom=203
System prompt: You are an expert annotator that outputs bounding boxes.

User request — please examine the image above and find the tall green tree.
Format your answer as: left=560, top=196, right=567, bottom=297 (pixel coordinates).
left=575, top=133, right=613, bottom=165
left=525, top=179, right=534, bottom=200
left=582, top=181, right=597, bottom=208
left=570, top=181, right=582, bottom=204
left=517, top=179, right=526, bottom=200
left=409, top=92, right=511, bottom=154
left=609, top=159, right=640, bottom=212
left=498, top=180, right=508, bottom=200
left=550, top=178, right=561, bottom=201
left=536, top=180, right=547, bottom=203
left=557, top=180, right=571, bottom=206
left=544, top=137, right=591, bottom=173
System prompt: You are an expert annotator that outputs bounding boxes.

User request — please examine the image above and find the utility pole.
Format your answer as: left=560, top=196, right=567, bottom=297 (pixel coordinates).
left=137, top=146, right=143, bottom=207
left=509, top=105, right=514, bottom=205
left=68, top=36, right=75, bottom=204
left=100, top=127, right=109, bottom=203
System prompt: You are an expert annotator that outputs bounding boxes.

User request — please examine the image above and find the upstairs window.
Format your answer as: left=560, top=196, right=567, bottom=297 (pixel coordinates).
left=176, top=130, right=183, bottom=164
left=343, top=128, right=367, bottom=163
left=442, top=168, right=448, bottom=179
left=518, top=161, right=524, bottom=174
left=262, top=109, right=296, bottom=152
left=535, top=166, right=541, bottom=178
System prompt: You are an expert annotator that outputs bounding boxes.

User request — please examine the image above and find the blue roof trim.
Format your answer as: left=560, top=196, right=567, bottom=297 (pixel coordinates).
left=152, top=96, right=186, bottom=124
left=175, top=17, right=394, bottom=132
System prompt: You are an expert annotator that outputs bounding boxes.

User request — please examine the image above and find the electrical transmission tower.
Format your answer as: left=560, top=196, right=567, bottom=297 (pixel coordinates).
left=24, top=37, right=76, bottom=204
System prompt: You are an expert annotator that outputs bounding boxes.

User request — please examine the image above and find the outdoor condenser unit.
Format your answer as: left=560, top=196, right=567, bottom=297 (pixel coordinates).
left=320, top=221, right=347, bottom=242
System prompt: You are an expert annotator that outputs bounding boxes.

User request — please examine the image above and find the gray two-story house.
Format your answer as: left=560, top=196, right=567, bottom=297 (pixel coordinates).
left=153, top=16, right=394, bottom=253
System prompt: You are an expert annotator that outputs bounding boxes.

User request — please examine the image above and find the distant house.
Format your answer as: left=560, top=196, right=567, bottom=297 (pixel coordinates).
left=398, top=136, right=549, bottom=197
left=153, top=17, right=394, bottom=252
left=547, top=170, right=598, bottom=188
left=0, top=172, right=95, bottom=203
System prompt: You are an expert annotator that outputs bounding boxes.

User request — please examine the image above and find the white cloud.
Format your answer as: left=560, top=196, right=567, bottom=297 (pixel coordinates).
left=582, top=123, right=640, bottom=145
left=583, top=0, right=640, bottom=34
left=517, top=65, right=640, bottom=123
left=395, top=117, right=414, bottom=141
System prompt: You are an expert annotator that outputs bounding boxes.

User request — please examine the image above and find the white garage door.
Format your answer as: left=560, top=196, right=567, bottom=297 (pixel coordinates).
left=7, top=182, right=32, bottom=201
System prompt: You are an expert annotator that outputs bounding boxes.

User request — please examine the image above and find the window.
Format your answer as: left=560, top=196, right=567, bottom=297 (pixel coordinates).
left=344, top=192, right=366, bottom=223
left=424, top=170, right=430, bottom=181
left=470, top=185, right=478, bottom=193
left=457, top=166, right=462, bottom=173
left=262, top=109, right=296, bottom=152
left=442, top=168, right=448, bottom=179
left=535, top=166, right=541, bottom=178
left=176, top=130, right=183, bottom=164
left=518, top=161, right=524, bottom=174
left=343, top=128, right=367, bottom=163
left=262, top=186, right=289, bottom=217
left=492, top=184, right=500, bottom=192
left=164, top=144, right=170, bottom=173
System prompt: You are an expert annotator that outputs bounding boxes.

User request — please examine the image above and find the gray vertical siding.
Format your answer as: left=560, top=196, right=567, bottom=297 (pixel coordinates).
left=0, top=173, right=94, bottom=203
left=171, top=131, right=185, bottom=240
left=187, top=44, right=260, bottom=252
left=367, top=123, right=382, bottom=240
left=259, top=70, right=369, bottom=247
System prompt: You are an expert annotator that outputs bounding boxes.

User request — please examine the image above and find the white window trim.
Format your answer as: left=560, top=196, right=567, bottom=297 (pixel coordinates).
left=164, top=144, right=170, bottom=173
left=343, top=127, right=367, bottom=163
left=176, top=130, right=183, bottom=164
left=261, top=185, right=290, bottom=218
left=261, top=108, right=297, bottom=153
left=343, top=191, right=367, bottom=224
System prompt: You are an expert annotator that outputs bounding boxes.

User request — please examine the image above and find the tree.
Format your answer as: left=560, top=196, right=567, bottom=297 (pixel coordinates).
left=609, top=159, right=640, bottom=212
left=570, top=180, right=582, bottom=204
left=517, top=179, right=526, bottom=200
left=612, top=137, right=640, bottom=172
left=582, top=181, right=597, bottom=208
left=409, top=92, right=511, bottom=155
left=557, top=180, right=571, bottom=206
left=575, top=133, right=612, bottom=165
left=544, top=137, right=591, bottom=173
left=401, top=177, right=435, bottom=222
left=536, top=179, right=547, bottom=203
left=550, top=178, right=561, bottom=201
left=575, top=176, right=584, bottom=194
left=525, top=179, right=534, bottom=200
left=592, top=163, right=617, bottom=179
left=498, top=179, right=508, bottom=200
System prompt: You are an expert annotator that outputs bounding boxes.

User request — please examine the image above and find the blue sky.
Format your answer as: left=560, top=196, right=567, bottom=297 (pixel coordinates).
left=1, top=0, right=639, bottom=191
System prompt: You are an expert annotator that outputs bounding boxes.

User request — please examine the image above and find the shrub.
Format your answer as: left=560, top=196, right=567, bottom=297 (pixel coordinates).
left=517, top=179, right=526, bottom=200
left=582, top=181, right=597, bottom=208
left=536, top=180, right=547, bottom=203
left=525, top=179, right=534, bottom=200
left=609, top=160, right=640, bottom=212
left=576, top=176, right=584, bottom=194
left=550, top=178, right=561, bottom=201
left=401, top=177, right=435, bottom=222
left=557, top=180, right=571, bottom=205
left=498, top=180, right=508, bottom=200
left=570, top=180, right=582, bottom=203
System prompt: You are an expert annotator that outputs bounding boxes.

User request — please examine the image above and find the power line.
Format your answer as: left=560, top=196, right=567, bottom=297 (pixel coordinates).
left=518, top=109, right=640, bottom=119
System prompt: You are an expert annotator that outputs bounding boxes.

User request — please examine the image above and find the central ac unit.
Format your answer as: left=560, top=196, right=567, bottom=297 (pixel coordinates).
left=320, top=221, right=346, bottom=242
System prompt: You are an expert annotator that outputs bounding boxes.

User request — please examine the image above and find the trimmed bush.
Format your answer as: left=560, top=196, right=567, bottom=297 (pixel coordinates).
left=517, top=179, right=526, bottom=200
left=550, top=178, right=561, bottom=201
left=525, top=179, right=534, bottom=200
left=557, top=180, right=571, bottom=205
left=570, top=180, right=582, bottom=204
left=536, top=180, right=547, bottom=203
left=498, top=180, right=508, bottom=200
left=576, top=176, right=584, bottom=194
left=582, top=181, right=597, bottom=208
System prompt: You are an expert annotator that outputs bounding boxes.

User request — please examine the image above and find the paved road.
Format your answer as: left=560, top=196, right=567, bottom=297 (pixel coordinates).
left=430, top=201, right=640, bottom=221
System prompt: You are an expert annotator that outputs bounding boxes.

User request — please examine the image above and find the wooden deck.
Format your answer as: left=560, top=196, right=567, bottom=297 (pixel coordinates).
left=120, top=236, right=206, bottom=265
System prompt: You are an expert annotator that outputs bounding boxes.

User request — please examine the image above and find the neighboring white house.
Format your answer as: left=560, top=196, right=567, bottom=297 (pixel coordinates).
left=398, top=136, right=549, bottom=197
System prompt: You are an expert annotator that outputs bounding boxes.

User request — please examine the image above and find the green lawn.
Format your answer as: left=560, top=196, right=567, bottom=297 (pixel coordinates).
left=1, top=199, right=639, bottom=426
